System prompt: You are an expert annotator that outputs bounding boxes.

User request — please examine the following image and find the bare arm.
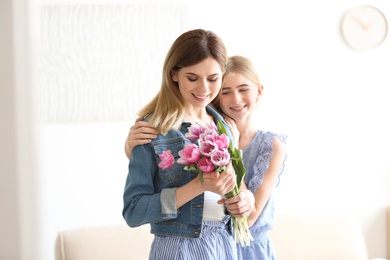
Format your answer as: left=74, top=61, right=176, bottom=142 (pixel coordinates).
left=247, top=137, right=286, bottom=227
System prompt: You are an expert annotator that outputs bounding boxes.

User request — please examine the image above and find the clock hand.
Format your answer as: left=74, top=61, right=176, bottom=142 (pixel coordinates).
left=365, top=21, right=376, bottom=29
left=353, top=16, right=370, bottom=30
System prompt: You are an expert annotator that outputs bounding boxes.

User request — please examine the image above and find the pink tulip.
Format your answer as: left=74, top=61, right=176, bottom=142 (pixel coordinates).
left=214, top=133, right=229, bottom=150
left=199, top=139, right=216, bottom=157
left=185, top=124, right=206, bottom=142
left=197, top=157, right=215, bottom=173
left=210, top=148, right=230, bottom=167
left=177, top=144, right=201, bottom=165
left=199, top=127, right=218, bottom=143
left=158, top=150, right=175, bottom=169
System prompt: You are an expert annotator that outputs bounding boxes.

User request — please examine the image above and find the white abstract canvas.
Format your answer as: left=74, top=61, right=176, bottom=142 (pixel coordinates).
left=38, top=4, right=187, bottom=122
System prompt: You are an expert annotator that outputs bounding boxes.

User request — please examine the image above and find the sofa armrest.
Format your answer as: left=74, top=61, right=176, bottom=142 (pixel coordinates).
left=55, top=224, right=153, bottom=260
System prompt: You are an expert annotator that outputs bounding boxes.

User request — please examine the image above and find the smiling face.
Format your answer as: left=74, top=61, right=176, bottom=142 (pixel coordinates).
left=171, top=57, right=223, bottom=110
left=219, top=73, right=262, bottom=123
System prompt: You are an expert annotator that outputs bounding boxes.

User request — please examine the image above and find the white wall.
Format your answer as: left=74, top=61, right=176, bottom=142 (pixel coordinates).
left=8, top=0, right=390, bottom=259
left=0, top=0, right=40, bottom=259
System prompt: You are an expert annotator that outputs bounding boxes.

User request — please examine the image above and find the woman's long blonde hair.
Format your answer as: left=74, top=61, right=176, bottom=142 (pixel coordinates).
left=137, top=29, right=227, bottom=134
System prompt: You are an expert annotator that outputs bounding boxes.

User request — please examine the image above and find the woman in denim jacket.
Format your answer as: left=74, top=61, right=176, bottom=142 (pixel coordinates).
left=122, top=29, right=254, bottom=260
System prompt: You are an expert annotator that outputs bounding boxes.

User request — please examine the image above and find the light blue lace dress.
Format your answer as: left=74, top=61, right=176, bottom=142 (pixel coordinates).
left=237, top=131, right=287, bottom=260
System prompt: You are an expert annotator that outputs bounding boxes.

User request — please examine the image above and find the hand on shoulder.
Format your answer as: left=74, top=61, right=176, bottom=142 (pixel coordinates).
left=125, top=118, right=158, bottom=159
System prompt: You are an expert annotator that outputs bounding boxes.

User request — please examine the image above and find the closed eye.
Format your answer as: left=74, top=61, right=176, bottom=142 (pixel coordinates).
left=188, top=78, right=197, bottom=82
left=187, top=77, right=218, bottom=82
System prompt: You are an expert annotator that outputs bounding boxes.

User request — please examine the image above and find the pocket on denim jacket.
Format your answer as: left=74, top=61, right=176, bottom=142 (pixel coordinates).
left=153, top=138, right=189, bottom=183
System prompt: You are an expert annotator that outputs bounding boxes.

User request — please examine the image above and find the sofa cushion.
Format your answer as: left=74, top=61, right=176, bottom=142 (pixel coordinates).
left=269, top=213, right=369, bottom=260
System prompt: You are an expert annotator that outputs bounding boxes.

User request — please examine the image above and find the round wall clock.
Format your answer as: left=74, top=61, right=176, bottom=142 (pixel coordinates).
left=341, top=5, right=388, bottom=51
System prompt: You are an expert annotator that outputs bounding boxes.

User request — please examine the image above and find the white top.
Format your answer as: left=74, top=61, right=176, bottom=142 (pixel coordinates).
left=202, top=191, right=225, bottom=221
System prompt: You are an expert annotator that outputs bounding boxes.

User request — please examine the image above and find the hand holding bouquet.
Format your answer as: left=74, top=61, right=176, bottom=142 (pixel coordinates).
left=158, top=120, right=253, bottom=246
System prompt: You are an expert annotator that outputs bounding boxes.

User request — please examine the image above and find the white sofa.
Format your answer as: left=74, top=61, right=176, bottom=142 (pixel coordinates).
left=55, top=211, right=386, bottom=260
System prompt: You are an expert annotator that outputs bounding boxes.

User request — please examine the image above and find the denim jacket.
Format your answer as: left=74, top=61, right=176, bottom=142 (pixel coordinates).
left=122, top=105, right=234, bottom=238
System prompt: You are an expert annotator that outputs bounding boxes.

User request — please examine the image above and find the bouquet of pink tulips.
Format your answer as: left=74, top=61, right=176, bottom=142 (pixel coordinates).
left=157, top=120, right=253, bottom=247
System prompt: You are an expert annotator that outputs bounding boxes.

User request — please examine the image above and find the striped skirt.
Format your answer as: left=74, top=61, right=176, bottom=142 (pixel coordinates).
left=149, top=220, right=237, bottom=260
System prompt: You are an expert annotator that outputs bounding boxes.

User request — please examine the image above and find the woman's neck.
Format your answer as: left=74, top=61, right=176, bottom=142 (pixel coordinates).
left=184, top=108, right=213, bottom=126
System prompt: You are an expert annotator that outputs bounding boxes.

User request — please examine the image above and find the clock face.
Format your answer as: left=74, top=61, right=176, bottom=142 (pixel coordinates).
left=342, top=5, right=388, bottom=51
